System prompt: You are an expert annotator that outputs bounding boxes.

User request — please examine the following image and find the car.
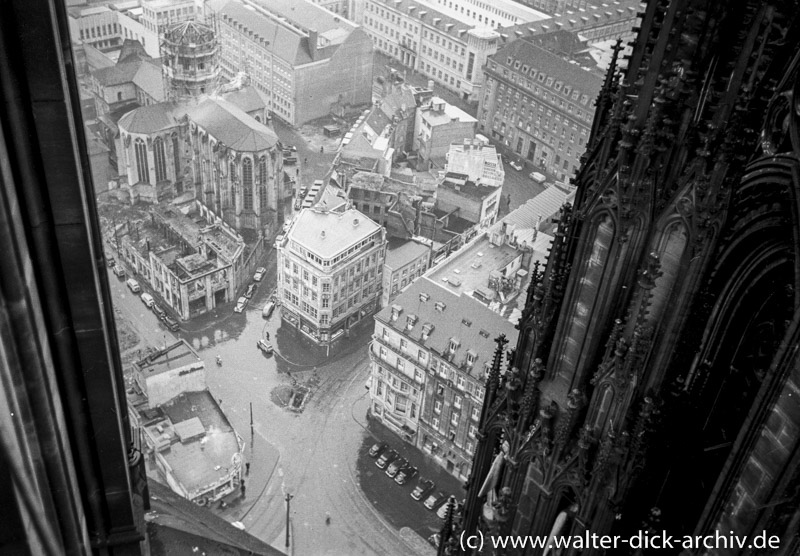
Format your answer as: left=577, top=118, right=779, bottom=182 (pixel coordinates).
left=163, top=316, right=180, bottom=332
left=424, top=491, right=447, bottom=510
left=107, top=256, right=116, bottom=267
left=437, top=497, right=462, bottom=520
left=126, top=278, right=141, bottom=293
left=530, top=171, right=547, bottom=183
left=299, top=187, right=307, bottom=198
left=234, top=296, right=247, bottom=313
left=245, top=283, right=256, bottom=298
left=140, top=293, right=155, bottom=307
left=386, top=457, right=408, bottom=478
left=112, top=265, right=126, bottom=278
left=253, top=267, right=266, bottom=282
left=411, top=478, right=435, bottom=500
left=375, top=449, right=398, bottom=469
left=257, top=339, right=274, bottom=355
left=394, top=465, right=418, bottom=485
left=284, top=155, right=297, bottom=165
left=151, top=304, right=166, bottom=319
left=509, top=160, right=523, bottom=171
left=294, top=199, right=302, bottom=210
left=262, top=300, right=275, bottom=318
left=368, top=442, right=387, bottom=457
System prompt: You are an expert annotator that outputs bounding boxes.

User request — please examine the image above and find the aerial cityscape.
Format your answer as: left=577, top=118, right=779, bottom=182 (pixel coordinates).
left=3, top=0, right=800, bottom=555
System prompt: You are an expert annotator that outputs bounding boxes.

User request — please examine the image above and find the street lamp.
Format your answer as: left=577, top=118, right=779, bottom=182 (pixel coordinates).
left=285, top=493, right=293, bottom=549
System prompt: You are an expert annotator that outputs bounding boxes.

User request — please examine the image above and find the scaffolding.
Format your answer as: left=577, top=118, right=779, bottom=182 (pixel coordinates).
left=160, top=16, right=220, bottom=101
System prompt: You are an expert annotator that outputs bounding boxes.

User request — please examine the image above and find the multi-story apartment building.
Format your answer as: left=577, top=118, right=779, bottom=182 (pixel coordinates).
left=479, top=31, right=603, bottom=181
left=277, top=206, right=387, bottom=345
left=68, top=5, right=123, bottom=52
left=368, top=277, right=517, bottom=477
left=210, top=0, right=374, bottom=125
left=358, top=0, right=639, bottom=101
left=381, top=238, right=431, bottom=307
left=414, top=97, right=477, bottom=167
left=138, top=0, right=198, bottom=33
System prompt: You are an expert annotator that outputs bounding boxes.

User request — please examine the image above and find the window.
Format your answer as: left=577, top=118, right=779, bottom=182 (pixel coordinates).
left=436, top=383, right=444, bottom=396
left=454, top=395, right=462, bottom=409
left=469, top=424, right=478, bottom=438
left=134, top=139, right=149, bottom=184
left=450, top=412, right=459, bottom=425
left=400, top=339, right=407, bottom=349
left=432, top=417, right=440, bottom=429
left=434, top=400, right=442, bottom=413
left=153, top=137, right=167, bottom=182
left=471, top=406, right=480, bottom=420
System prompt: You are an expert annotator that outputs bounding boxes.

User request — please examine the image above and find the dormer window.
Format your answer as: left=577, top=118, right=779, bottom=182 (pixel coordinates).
left=484, top=361, right=491, bottom=378
left=461, top=318, right=472, bottom=327
left=419, top=292, right=430, bottom=302
left=391, top=304, right=402, bottom=321
left=434, top=301, right=446, bottom=312
left=421, top=323, right=435, bottom=340
left=449, top=338, right=460, bottom=354
left=406, top=314, right=418, bottom=330
left=466, top=350, right=477, bottom=367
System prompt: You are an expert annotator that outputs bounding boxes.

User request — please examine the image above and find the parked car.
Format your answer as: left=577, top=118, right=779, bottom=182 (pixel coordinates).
left=530, top=171, right=547, bottom=183
left=411, top=478, right=435, bottom=501
left=284, top=154, right=298, bottom=164
left=126, top=278, right=140, bottom=293
left=509, top=160, right=523, bottom=171
left=262, top=300, right=276, bottom=319
left=112, top=265, right=126, bottom=278
left=375, top=449, right=398, bottom=469
left=424, top=491, right=447, bottom=510
left=394, top=465, right=418, bottom=485
left=140, top=293, right=155, bottom=307
left=437, top=497, right=462, bottom=520
left=163, top=316, right=179, bottom=332
left=151, top=304, right=166, bottom=319
left=234, top=296, right=247, bottom=313
left=257, top=339, right=274, bottom=355
left=107, top=256, right=116, bottom=267
left=253, top=267, right=266, bottom=282
left=294, top=199, right=302, bottom=210
left=245, top=283, right=257, bottom=298
left=369, top=442, right=388, bottom=457
left=386, top=457, right=408, bottom=478
left=299, top=187, right=307, bottom=198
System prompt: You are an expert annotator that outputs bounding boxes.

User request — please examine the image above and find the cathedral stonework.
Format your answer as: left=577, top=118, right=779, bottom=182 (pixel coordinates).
left=452, top=2, right=800, bottom=555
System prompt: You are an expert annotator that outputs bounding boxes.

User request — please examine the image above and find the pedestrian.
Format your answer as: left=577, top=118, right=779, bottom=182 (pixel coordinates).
left=320, top=146, right=324, bottom=154
left=245, top=462, right=250, bottom=475
left=240, top=484, right=246, bottom=497
left=304, top=157, right=307, bottom=165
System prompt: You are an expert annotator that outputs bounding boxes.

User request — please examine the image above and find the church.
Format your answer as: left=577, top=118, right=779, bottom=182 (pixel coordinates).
left=447, top=1, right=800, bottom=555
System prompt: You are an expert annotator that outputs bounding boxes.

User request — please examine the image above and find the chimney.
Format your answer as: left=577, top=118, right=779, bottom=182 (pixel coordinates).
left=308, top=29, right=318, bottom=61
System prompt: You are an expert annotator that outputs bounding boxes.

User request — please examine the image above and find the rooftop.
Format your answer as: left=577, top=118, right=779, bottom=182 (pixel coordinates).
left=376, top=277, right=518, bottom=379
left=189, top=97, right=279, bottom=152
left=427, top=234, right=521, bottom=296
left=385, top=239, right=431, bottom=271
left=439, top=173, right=501, bottom=201
left=420, top=97, right=477, bottom=126
left=134, top=340, right=202, bottom=378
left=157, top=390, right=241, bottom=495
left=289, top=207, right=382, bottom=259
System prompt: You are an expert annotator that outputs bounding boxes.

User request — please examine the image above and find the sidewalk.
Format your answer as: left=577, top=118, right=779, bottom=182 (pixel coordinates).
left=212, top=429, right=280, bottom=522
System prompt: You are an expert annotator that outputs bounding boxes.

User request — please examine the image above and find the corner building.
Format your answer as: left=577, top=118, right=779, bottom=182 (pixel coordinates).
left=277, top=206, right=387, bottom=345
left=454, top=2, right=800, bottom=555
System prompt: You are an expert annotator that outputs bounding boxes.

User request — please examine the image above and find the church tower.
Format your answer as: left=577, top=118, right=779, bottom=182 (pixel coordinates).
left=453, top=1, right=800, bottom=554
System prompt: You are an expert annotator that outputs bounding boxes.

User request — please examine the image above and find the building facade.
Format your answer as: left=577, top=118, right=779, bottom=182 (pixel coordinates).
left=479, top=32, right=603, bottom=182
left=381, top=238, right=432, bottom=307
left=211, top=0, right=374, bottom=125
left=453, top=2, right=800, bottom=555
left=415, top=97, right=477, bottom=167
left=277, top=206, right=387, bottom=345
left=368, top=277, right=518, bottom=478
left=358, top=0, right=638, bottom=101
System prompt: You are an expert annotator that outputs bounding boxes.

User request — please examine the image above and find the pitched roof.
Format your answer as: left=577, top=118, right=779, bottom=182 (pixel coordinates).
left=385, top=239, right=430, bottom=271
left=117, top=102, right=184, bottom=135
left=219, top=85, right=268, bottom=114
left=132, top=62, right=165, bottom=102
left=376, top=277, right=517, bottom=379
left=188, top=97, right=279, bottom=151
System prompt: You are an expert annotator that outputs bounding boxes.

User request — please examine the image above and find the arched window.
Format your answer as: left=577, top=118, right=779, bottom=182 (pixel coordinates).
left=559, top=214, right=615, bottom=374
left=134, top=138, right=149, bottom=184
left=172, top=134, right=180, bottom=178
left=229, top=161, right=237, bottom=182
left=153, top=137, right=167, bottom=182
left=259, top=186, right=267, bottom=209
left=258, top=156, right=267, bottom=185
left=647, top=221, right=688, bottom=323
left=243, top=158, right=253, bottom=210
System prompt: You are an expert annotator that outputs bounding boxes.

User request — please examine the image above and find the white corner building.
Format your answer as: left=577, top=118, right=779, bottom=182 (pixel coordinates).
left=276, top=206, right=387, bottom=345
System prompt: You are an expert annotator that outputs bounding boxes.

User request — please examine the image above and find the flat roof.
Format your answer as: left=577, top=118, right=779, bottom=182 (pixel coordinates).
left=135, top=340, right=202, bottom=377
left=385, top=239, right=430, bottom=271
left=288, top=207, right=381, bottom=259
left=426, top=234, right=521, bottom=296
